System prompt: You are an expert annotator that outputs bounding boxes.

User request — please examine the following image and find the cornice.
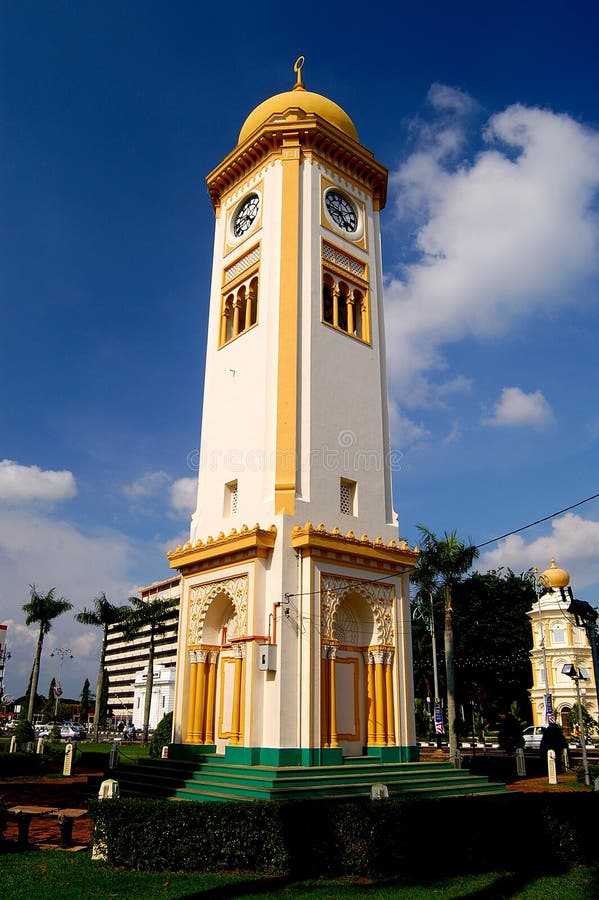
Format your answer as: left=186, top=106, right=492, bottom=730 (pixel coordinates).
left=290, top=522, right=419, bottom=570
left=167, top=524, right=277, bottom=572
left=207, top=114, right=387, bottom=213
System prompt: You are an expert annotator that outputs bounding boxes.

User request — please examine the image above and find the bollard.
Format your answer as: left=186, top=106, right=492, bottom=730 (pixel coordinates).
left=371, top=782, right=389, bottom=800
left=9, top=735, right=16, bottom=753
left=98, top=778, right=120, bottom=800
left=452, top=749, right=462, bottom=769
left=109, top=740, right=119, bottom=769
left=93, top=781, right=119, bottom=862
left=516, top=747, right=526, bottom=777
left=547, top=749, right=557, bottom=785
left=63, top=742, right=73, bottom=776
left=161, top=745, right=169, bottom=759
left=594, top=776, right=599, bottom=793
left=36, top=737, right=44, bottom=755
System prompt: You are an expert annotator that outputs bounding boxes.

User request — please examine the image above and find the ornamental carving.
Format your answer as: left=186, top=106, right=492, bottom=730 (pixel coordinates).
left=188, top=575, right=249, bottom=646
left=320, top=574, right=395, bottom=646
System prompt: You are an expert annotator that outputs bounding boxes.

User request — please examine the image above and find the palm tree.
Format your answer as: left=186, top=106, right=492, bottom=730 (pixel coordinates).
left=22, top=585, right=72, bottom=722
left=411, top=527, right=478, bottom=763
left=75, top=592, right=130, bottom=742
left=123, top=595, right=178, bottom=744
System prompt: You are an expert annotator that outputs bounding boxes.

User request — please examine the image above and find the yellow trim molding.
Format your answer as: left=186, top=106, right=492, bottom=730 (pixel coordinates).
left=291, top=522, right=419, bottom=570
left=168, top=524, right=277, bottom=572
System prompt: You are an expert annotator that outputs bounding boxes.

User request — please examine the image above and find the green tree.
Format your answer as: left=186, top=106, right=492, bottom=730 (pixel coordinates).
left=411, top=527, right=478, bottom=763
left=75, top=592, right=130, bottom=742
left=97, top=669, right=110, bottom=728
left=80, top=678, right=91, bottom=723
left=22, top=586, right=72, bottom=723
left=567, top=703, right=598, bottom=738
left=123, top=595, right=178, bottom=744
left=452, top=569, right=535, bottom=723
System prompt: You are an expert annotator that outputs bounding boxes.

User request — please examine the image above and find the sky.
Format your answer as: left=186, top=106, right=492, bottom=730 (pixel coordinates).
left=2, top=0, right=599, bottom=700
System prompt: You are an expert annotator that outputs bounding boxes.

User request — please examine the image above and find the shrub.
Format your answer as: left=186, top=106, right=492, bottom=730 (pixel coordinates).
left=149, top=712, right=173, bottom=759
left=497, top=713, right=524, bottom=755
left=88, top=792, right=599, bottom=877
left=12, top=719, right=35, bottom=750
left=539, top=723, right=569, bottom=773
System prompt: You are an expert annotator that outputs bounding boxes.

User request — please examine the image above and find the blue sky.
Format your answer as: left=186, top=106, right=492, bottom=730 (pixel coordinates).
left=2, top=1, right=599, bottom=699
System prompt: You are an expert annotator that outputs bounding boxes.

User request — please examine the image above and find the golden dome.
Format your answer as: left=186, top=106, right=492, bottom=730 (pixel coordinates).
left=539, top=558, right=570, bottom=590
left=238, top=57, right=358, bottom=145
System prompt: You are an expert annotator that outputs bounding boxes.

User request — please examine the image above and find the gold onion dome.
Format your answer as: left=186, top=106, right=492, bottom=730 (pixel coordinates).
left=238, top=56, right=359, bottom=145
left=539, top=558, right=570, bottom=590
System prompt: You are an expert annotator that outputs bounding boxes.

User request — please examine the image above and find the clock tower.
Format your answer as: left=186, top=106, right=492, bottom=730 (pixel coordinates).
left=168, top=59, right=419, bottom=771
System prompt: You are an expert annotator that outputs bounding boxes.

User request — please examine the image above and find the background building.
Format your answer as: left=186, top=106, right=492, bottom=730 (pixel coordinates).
left=105, top=576, right=180, bottom=725
left=528, top=559, right=598, bottom=730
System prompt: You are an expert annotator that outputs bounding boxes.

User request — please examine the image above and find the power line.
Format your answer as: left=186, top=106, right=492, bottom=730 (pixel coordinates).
left=475, top=492, right=599, bottom=550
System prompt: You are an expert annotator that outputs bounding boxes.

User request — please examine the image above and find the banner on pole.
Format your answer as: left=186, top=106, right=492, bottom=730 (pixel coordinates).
left=434, top=699, right=445, bottom=734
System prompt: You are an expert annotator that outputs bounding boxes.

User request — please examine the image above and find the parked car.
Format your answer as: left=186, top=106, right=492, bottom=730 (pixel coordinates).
left=60, top=722, right=86, bottom=740
left=522, top=725, right=547, bottom=749
left=35, top=725, right=52, bottom=739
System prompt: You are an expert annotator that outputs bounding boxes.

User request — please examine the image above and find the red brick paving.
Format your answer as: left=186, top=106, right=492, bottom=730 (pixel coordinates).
left=1, top=773, right=101, bottom=850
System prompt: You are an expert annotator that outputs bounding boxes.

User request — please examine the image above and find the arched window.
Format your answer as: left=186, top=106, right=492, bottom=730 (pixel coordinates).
left=321, top=269, right=369, bottom=342
left=220, top=275, right=259, bottom=346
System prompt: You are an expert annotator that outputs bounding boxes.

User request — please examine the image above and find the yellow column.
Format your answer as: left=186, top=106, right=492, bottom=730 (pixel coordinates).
left=186, top=651, right=198, bottom=743
left=204, top=652, right=218, bottom=745
left=321, top=648, right=330, bottom=747
left=366, top=652, right=376, bottom=746
left=192, top=651, right=208, bottom=742
left=374, top=651, right=386, bottom=745
left=362, top=297, right=370, bottom=343
left=332, top=284, right=340, bottom=328
left=384, top=652, right=396, bottom=745
left=347, top=291, right=354, bottom=334
left=232, top=298, right=241, bottom=338
left=230, top=645, right=244, bottom=745
left=244, top=286, right=253, bottom=330
left=274, top=134, right=301, bottom=515
left=329, top=647, right=339, bottom=748
left=220, top=305, right=229, bottom=345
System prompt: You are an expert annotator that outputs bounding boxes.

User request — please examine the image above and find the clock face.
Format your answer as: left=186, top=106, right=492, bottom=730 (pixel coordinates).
left=325, top=190, right=358, bottom=234
left=233, top=194, right=260, bottom=237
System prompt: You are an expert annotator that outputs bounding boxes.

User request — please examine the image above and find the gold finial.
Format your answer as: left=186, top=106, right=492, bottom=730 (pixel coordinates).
left=293, top=55, right=305, bottom=90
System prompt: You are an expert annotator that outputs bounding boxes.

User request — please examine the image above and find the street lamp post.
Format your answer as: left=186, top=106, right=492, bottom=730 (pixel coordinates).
left=50, top=647, right=73, bottom=724
left=562, top=663, right=591, bottom=787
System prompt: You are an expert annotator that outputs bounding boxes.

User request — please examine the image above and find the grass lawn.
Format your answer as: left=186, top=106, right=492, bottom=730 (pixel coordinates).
left=0, top=852, right=597, bottom=899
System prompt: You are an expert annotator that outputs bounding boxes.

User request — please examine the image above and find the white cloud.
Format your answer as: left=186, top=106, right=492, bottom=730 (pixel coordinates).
left=388, top=400, right=430, bottom=449
left=0, top=507, right=142, bottom=698
left=478, top=513, right=599, bottom=590
left=0, top=460, right=76, bottom=504
left=482, top=386, right=555, bottom=428
left=385, top=94, right=599, bottom=402
left=123, top=470, right=170, bottom=498
left=170, top=477, right=197, bottom=514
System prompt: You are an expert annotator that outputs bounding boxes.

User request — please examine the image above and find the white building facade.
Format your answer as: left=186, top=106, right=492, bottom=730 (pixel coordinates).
left=105, top=577, right=180, bottom=725
left=132, top=665, right=177, bottom=731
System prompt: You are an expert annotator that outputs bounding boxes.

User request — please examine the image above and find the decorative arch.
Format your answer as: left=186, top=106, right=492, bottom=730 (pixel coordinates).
left=188, top=575, right=248, bottom=646
left=320, top=574, right=395, bottom=647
